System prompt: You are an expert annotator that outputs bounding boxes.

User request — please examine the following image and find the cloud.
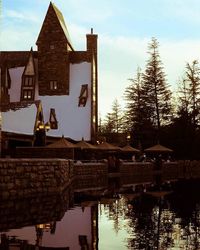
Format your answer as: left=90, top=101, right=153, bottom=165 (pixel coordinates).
left=0, top=28, right=37, bottom=50
left=97, top=34, right=200, bottom=118
left=3, top=1, right=200, bottom=120
left=160, top=39, right=200, bottom=88
left=62, top=0, right=114, bottom=23
left=163, top=0, right=200, bottom=24
left=5, top=9, right=40, bottom=23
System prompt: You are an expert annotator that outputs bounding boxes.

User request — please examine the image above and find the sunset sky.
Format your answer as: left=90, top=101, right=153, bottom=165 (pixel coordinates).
left=2, top=0, right=200, bottom=118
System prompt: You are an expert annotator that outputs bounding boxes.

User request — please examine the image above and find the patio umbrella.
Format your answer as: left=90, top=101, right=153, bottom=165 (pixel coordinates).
left=76, top=140, right=97, bottom=150
left=96, top=141, right=120, bottom=151
left=144, top=144, right=173, bottom=153
left=120, top=145, right=140, bottom=153
left=47, top=137, right=77, bottom=148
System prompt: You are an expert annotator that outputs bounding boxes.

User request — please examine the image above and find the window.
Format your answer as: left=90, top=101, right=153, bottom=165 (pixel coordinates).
left=22, top=90, right=33, bottom=100
left=24, top=76, right=34, bottom=86
left=79, top=84, right=88, bottom=107
left=50, top=81, right=58, bottom=90
left=49, top=108, right=58, bottom=129
left=50, top=44, right=55, bottom=50
left=79, top=235, right=88, bottom=248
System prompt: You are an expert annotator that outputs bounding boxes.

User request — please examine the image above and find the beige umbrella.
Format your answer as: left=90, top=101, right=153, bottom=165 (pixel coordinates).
left=76, top=140, right=97, bottom=150
left=144, top=144, right=173, bottom=153
left=47, top=137, right=77, bottom=148
left=120, top=145, right=140, bottom=153
left=96, top=141, right=120, bottom=151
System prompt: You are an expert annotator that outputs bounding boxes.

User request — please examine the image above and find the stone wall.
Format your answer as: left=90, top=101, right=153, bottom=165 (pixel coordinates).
left=1, top=158, right=200, bottom=201
left=119, top=162, right=154, bottom=186
left=74, top=162, right=108, bottom=177
left=74, top=162, right=108, bottom=190
left=120, top=160, right=200, bottom=183
left=0, top=158, right=73, bottom=200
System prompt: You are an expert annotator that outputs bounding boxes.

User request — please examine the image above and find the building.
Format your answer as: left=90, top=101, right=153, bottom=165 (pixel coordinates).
left=0, top=2, right=98, bottom=154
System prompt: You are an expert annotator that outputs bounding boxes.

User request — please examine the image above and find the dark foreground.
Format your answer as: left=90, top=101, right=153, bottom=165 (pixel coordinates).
left=0, top=178, right=200, bottom=249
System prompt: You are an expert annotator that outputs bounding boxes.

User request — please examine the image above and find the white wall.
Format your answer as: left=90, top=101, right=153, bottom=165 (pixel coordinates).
left=3, top=206, right=93, bottom=249
left=4, top=62, right=92, bottom=140
left=42, top=207, right=92, bottom=249
left=9, top=67, right=24, bottom=102
left=2, top=104, right=37, bottom=135
left=38, top=62, right=91, bottom=141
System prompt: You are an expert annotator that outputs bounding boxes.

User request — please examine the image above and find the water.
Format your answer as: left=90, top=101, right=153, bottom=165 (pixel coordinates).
left=0, top=179, right=200, bottom=249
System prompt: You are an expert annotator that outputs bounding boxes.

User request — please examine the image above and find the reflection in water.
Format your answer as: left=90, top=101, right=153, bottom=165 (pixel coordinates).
left=0, top=179, right=200, bottom=249
left=99, top=180, right=200, bottom=250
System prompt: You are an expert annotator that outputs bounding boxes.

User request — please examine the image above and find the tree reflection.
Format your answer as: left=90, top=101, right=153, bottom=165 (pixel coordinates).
left=166, top=180, right=200, bottom=249
left=99, top=180, right=200, bottom=249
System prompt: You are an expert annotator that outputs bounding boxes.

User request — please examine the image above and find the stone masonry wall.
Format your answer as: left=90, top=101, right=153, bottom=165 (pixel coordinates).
left=74, top=162, right=108, bottom=190
left=120, top=160, right=200, bottom=184
left=0, top=159, right=73, bottom=200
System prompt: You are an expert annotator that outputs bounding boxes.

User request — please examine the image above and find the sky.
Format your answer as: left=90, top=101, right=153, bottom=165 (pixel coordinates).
left=2, top=0, right=200, bottom=119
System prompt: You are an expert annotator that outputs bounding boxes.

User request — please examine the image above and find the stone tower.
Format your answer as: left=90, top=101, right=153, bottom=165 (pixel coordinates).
left=36, top=2, right=73, bottom=96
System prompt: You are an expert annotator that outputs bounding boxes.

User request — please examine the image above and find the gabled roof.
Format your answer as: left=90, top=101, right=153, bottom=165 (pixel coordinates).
left=51, top=2, right=73, bottom=49
left=36, top=2, right=74, bottom=50
left=23, top=48, right=36, bottom=76
left=0, top=51, right=37, bottom=68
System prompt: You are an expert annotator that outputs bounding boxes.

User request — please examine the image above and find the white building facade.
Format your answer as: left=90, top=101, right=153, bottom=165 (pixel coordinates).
left=0, top=2, right=98, bottom=150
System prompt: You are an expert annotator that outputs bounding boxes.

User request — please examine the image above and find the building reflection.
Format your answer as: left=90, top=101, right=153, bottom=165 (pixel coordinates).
left=0, top=190, right=98, bottom=249
left=0, top=178, right=200, bottom=249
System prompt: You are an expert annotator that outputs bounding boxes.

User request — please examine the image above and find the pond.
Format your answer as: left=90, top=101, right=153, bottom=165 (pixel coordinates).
left=0, top=178, right=200, bottom=249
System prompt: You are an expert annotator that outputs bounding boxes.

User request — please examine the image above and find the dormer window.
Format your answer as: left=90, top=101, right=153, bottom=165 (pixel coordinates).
left=22, top=90, right=33, bottom=100
left=24, top=76, right=34, bottom=86
left=21, top=76, right=35, bottom=101
left=50, top=80, right=58, bottom=90
left=79, top=84, right=88, bottom=107
left=49, top=108, right=58, bottom=129
left=20, top=50, right=36, bottom=101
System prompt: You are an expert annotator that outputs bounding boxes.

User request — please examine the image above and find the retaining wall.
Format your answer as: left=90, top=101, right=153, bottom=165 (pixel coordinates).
left=1, top=158, right=200, bottom=200
left=73, top=162, right=108, bottom=190
left=0, top=158, right=73, bottom=200
left=120, top=160, right=200, bottom=183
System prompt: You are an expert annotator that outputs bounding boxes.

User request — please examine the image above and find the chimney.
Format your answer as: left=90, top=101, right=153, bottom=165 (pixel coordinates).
left=86, top=28, right=98, bottom=54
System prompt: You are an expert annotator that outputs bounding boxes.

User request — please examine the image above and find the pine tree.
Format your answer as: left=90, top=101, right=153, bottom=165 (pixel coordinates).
left=124, top=67, right=146, bottom=145
left=102, top=99, right=124, bottom=133
left=101, top=112, right=114, bottom=133
left=185, top=60, right=200, bottom=129
left=178, top=77, right=190, bottom=115
left=175, top=60, right=200, bottom=153
left=111, top=99, right=123, bottom=133
left=142, top=37, right=172, bottom=142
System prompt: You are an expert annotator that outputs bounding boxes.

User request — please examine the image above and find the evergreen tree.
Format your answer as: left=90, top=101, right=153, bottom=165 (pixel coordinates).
left=175, top=60, right=200, bottom=158
left=178, top=77, right=190, bottom=113
left=102, top=99, right=124, bottom=133
left=142, top=37, right=172, bottom=142
left=111, top=99, right=123, bottom=133
left=101, top=112, right=114, bottom=133
left=124, top=67, right=146, bottom=145
left=185, top=60, right=200, bottom=129
left=177, top=60, right=200, bottom=133
left=97, top=101, right=126, bottom=144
